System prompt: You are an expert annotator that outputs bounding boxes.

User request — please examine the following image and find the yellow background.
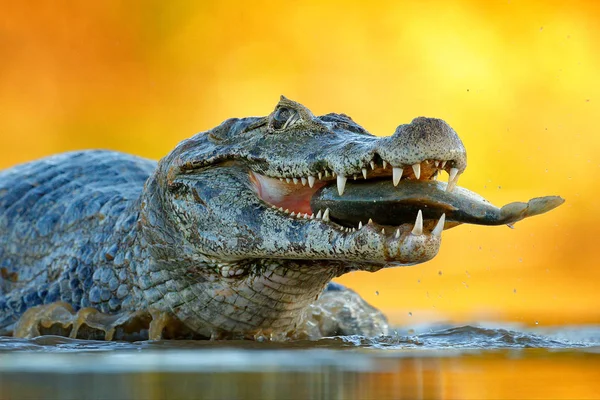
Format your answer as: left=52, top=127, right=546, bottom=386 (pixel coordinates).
left=1, top=0, right=598, bottom=326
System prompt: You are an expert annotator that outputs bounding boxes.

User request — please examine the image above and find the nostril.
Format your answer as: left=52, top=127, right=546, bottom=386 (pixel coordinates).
left=370, top=153, right=385, bottom=167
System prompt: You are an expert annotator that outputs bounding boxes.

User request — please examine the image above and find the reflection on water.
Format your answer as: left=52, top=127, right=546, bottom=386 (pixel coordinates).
left=1, top=325, right=599, bottom=400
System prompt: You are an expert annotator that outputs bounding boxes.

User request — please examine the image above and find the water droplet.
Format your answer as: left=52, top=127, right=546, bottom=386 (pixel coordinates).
left=513, top=288, right=517, bottom=294
left=375, top=291, right=379, bottom=296
left=408, top=312, right=412, bottom=316
left=535, top=321, right=539, bottom=325
left=438, top=270, right=443, bottom=276
left=255, top=335, right=266, bottom=342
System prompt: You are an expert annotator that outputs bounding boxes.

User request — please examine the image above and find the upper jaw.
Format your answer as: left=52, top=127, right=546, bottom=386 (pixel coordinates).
left=248, top=116, right=467, bottom=196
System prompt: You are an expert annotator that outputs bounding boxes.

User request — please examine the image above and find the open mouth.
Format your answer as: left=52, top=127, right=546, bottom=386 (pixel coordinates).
left=250, top=156, right=564, bottom=234
left=250, top=157, right=459, bottom=232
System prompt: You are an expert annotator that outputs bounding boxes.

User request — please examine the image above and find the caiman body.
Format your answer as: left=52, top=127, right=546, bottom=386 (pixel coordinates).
left=0, top=97, right=563, bottom=340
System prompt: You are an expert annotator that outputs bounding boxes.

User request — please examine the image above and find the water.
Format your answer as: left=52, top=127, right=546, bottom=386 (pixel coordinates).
left=1, top=324, right=599, bottom=399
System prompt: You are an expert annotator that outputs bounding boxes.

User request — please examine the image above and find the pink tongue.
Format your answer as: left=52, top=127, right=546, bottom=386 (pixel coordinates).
left=264, top=190, right=314, bottom=214
left=250, top=172, right=327, bottom=215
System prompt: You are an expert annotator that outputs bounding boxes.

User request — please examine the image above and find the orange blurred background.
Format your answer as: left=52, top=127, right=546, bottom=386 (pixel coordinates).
left=1, top=0, right=598, bottom=327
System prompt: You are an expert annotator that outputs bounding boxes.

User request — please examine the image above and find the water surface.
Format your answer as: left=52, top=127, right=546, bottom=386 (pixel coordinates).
left=1, top=324, right=599, bottom=399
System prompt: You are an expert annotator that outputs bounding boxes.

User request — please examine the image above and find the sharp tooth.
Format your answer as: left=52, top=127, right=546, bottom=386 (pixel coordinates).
left=433, top=173, right=438, bottom=181
left=316, top=210, right=322, bottom=219
left=358, top=221, right=363, bottom=229
left=352, top=228, right=356, bottom=232
left=353, top=175, right=357, bottom=180
left=381, top=228, right=385, bottom=234
left=448, top=167, right=459, bottom=181
left=447, top=168, right=459, bottom=192
left=304, top=213, right=309, bottom=219
left=318, top=172, right=323, bottom=180
left=284, top=209, right=290, bottom=213
left=395, top=228, right=400, bottom=239
left=323, top=208, right=330, bottom=221
left=412, top=163, right=421, bottom=180
left=368, top=218, right=373, bottom=225
left=293, top=178, right=298, bottom=185
left=411, top=210, right=423, bottom=235
left=392, top=167, right=403, bottom=186
left=279, top=178, right=284, bottom=181
left=278, top=207, right=284, bottom=212
left=432, top=213, right=446, bottom=237
left=325, top=170, right=330, bottom=177
left=286, top=178, right=291, bottom=183
left=441, top=160, right=447, bottom=168
left=383, top=160, right=388, bottom=169
left=301, top=177, right=307, bottom=186
left=434, top=160, right=440, bottom=167
left=308, top=176, right=315, bottom=187
left=370, top=161, right=376, bottom=170
left=362, top=168, right=367, bottom=179
left=337, top=175, right=347, bottom=196
left=290, top=212, right=296, bottom=217
left=310, top=213, right=314, bottom=219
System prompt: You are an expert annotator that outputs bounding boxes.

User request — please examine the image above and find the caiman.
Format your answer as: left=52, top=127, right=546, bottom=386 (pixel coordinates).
left=0, top=97, right=564, bottom=341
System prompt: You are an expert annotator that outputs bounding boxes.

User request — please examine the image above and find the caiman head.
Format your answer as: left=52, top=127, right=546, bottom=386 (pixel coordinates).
left=137, top=96, right=562, bottom=339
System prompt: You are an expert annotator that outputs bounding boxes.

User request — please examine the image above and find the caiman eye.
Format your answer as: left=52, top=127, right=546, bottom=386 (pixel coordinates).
left=271, top=107, right=300, bottom=130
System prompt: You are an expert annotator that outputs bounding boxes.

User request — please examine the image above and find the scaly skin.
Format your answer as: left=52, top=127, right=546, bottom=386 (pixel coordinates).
left=1, top=97, right=471, bottom=339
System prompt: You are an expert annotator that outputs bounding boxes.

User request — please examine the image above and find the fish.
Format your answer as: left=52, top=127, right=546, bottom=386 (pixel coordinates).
left=310, top=179, right=564, bottom=228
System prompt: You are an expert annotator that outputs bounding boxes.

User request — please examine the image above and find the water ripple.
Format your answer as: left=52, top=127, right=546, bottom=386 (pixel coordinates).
left=0, top=324, right=598, bottom=353
left=339, top=325, right=597, bottom=349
